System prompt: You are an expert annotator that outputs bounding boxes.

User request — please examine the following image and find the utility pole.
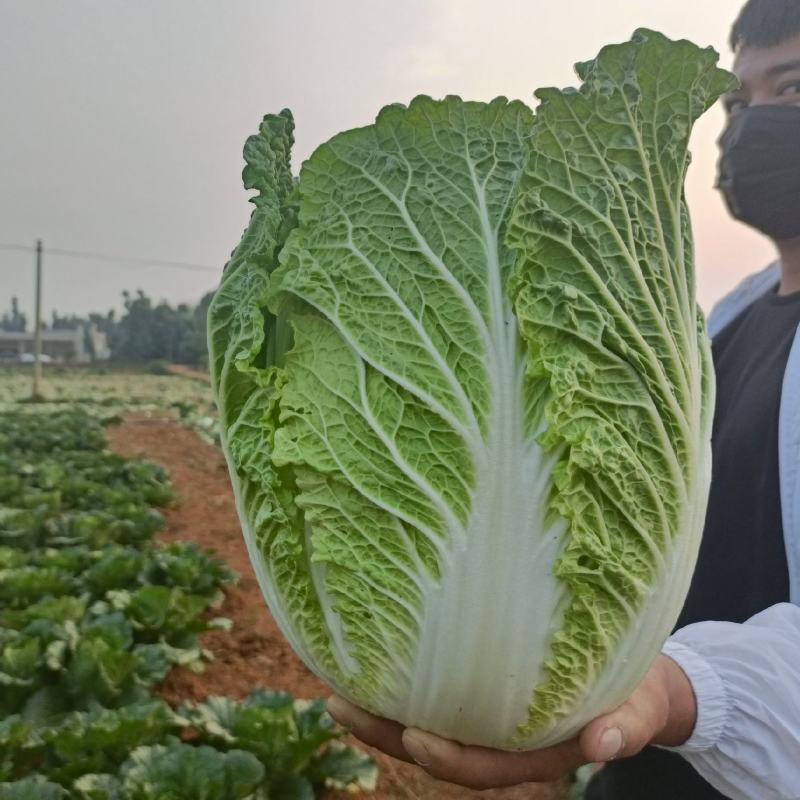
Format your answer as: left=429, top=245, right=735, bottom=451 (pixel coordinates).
left=32, top=239, right=43, bottom=399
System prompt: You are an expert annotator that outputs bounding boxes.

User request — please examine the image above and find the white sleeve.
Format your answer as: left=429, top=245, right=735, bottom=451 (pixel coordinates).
left=659, top=603, right=800, bottom=800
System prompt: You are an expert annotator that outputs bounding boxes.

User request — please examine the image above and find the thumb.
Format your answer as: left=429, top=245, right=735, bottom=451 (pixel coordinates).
left=579, top=681, right=670, bottom=762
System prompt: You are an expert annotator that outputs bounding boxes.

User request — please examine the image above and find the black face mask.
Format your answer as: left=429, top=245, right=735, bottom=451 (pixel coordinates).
left=717, top=104, right=800, bottom=242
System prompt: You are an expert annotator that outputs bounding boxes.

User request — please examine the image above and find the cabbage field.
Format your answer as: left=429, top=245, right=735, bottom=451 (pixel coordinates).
left=0, top=404, right=377, bottom=799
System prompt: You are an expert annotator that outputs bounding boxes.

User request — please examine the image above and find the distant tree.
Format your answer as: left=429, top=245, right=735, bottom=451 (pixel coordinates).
left=0, top=297, right=27, bottom=332
left=50, top=310, right=85, bottom=330
left=110, top=290, right=209, bottom=365
left=188, top=291, right=214, bottom=366
left=113, top=290, right=157, bottom=361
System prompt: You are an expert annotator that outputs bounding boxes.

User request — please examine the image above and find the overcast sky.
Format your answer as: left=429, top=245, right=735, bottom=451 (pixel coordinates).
left=0, top=0, right=776, bottom=322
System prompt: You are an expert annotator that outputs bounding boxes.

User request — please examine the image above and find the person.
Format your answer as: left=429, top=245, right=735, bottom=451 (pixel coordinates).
left=325, top=1, right=800, bottom=798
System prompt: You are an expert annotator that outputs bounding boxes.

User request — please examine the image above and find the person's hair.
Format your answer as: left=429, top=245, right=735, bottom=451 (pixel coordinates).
left=730, top=0, right=800, bottom=51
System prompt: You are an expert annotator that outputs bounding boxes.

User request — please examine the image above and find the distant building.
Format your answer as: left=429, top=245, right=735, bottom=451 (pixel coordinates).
left=0, top=324, right=109, bottom=363
left=86, top=325, right=110, bottom=360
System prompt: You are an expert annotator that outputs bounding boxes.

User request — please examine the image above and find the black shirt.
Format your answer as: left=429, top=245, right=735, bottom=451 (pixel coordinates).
left=677, top=287, right=796, bottom=627
left=587, top=287, right=800, bottom=800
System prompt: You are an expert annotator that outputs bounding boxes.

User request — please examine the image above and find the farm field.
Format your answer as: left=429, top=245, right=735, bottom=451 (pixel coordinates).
left=0, top=366, right=219, bottom=444
left=1, top=370, right=571, bottom=799
left=0, top=402, right=375, bottom=798
left=0, top=366, right=215, bottom=410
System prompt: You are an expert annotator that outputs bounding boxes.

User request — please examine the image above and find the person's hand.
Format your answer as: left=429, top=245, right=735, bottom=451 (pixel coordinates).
left=326, top=654, right=696, bottom=791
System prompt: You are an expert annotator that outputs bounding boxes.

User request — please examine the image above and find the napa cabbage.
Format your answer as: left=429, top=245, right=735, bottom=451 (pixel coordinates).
left=208, top=29, right=735, bottom=749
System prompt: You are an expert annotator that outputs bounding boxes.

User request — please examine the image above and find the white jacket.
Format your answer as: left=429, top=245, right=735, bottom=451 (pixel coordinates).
left=661, top=262, right=800, bottom=800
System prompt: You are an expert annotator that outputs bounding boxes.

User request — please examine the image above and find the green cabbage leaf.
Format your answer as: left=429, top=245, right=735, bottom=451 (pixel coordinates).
left=208, top=29, right=735, bottom=748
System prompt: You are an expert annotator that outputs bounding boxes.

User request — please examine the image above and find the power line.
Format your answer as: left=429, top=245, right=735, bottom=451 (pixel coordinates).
left=0, top=241, right=219, bottom=273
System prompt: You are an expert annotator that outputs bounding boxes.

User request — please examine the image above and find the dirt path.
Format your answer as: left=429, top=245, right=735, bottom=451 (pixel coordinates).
left=108, top=418, right=567, bottom=800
